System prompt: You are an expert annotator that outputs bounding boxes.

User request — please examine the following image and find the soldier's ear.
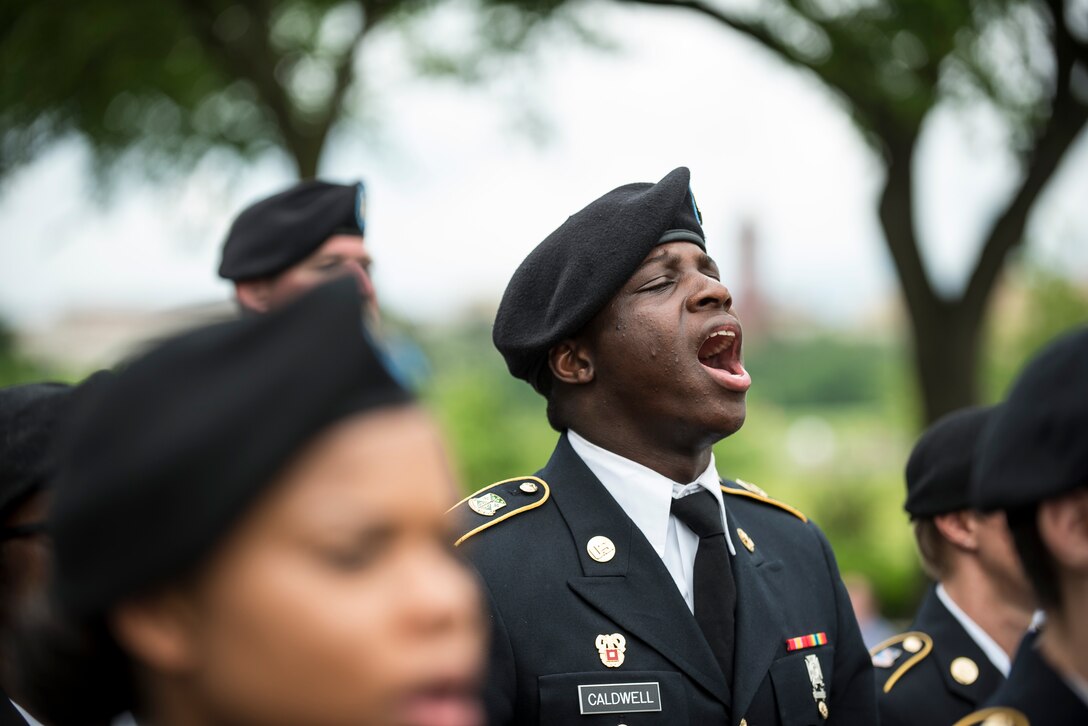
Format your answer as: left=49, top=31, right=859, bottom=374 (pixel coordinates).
left=933, top=511, right=979, bottom=553
left=110, top=589, right=200, bottom=674
left=234, top=280, right=274, bottom=314
left=548, top=339, right=595, bottom=386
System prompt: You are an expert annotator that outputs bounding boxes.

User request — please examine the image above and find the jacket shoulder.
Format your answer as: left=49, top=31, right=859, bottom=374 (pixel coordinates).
left=448, top=476, right=551, bottom=546
left=720, top=478, right=808, bottom=522
left=870, top=631, right=935, bottom=694
left=951, top=707, right=1031, bottom=726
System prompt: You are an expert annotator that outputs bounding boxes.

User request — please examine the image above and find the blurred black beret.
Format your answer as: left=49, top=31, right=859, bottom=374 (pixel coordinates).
left=0, top=382, right=73, bottom=521
left=972, top=327, right=1088, bottom=511
left=493, top=167, right=705, bottom=392
left=218, top=180, right=366, bottom=281
left=52, top=278, right=410, bottom=616
left=904, top=405, right=994, bottom=518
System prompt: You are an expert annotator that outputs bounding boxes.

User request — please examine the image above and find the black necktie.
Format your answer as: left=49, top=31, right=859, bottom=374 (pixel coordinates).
left=671, top=489, right=737, bottom=686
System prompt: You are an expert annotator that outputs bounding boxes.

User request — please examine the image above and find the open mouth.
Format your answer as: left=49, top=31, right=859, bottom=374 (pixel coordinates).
left=697, top=326, right=752, bottom=393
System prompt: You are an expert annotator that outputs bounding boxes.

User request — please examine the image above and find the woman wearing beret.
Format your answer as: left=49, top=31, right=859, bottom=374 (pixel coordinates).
left=10, top=279, right=484, bottom=726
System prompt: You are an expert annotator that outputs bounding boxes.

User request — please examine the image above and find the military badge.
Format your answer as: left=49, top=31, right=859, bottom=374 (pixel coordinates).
left=596, top=633, right=627, bottom=668
left=804, top=653, right=829, bottom=719
left=468, top=492, right=507, bottom=517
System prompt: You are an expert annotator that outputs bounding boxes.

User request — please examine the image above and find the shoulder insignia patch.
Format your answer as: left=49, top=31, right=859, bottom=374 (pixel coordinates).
left=868, top=631, right=933, bottom=694
left=951, top=707, right=1030, bottom=726
left=721, top=479, right=807, bottom=522
left=448, top=476, right=550, bottom=546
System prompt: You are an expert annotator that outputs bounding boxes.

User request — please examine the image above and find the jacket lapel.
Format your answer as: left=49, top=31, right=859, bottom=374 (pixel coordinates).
left=542, top=435, right=731, bottom=706
left=916, top=588, right=1005, bottom=706
left=726, top=501, right=792, bottom=719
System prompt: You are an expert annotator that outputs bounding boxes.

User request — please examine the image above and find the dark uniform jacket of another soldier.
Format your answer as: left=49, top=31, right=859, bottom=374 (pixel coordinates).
left=872, top=586, right=1005, bottom=725
left=953, top=631, right=1088, bottom=726
left=452, top=435, right=876, bottom=726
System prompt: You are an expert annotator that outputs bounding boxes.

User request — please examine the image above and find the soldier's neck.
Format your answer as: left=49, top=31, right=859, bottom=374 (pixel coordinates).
left=941, top=570, right=1033, bottom=659
left=570, top=427, right=714, bottom=485
left=1039, top=603, right=1088, bottom=687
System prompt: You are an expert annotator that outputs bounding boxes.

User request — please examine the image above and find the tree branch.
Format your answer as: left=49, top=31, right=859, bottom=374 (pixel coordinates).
left=175, top=0, right=312, bottom=172
left=962, top=4, right=1088, bottom=318
left=876, top=131, right=939, bottom=319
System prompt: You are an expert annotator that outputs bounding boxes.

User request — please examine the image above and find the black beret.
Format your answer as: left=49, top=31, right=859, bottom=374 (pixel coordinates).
left=218, top=180, right=366, bottom=281
left=51, top=278, right=410, bottom=616
left=904, top=405, right=995, bottom=518
left=0, top=382, right=73, bottom=521
left=493, top=167, right=705, bottom=391
left=972, top=327, right=1088, bottom=511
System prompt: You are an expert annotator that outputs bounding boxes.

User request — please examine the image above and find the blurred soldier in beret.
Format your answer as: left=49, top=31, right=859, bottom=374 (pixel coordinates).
left=10, top=280, right=484, bottom=726
left=0, top=382, right=73, bottom=725
left=872, top=406, right=1035, bottom=725
left=955, top=329, right=1088, bottom=726
left=218, top=180, right=379, bottom=324
left=451, top=167, right=877, bottom=725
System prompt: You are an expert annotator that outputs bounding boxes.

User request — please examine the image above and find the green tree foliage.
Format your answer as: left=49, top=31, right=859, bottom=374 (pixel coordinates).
left=0, top=320, right=54, bottom=387
left=0, top=0, right=422, bottom=179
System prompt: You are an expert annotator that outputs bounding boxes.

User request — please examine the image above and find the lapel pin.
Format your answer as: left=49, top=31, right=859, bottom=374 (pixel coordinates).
left=595, top=633, right=626, bottom=668
left=736, top=527, right=755, bottom=552
left=468, top=492, right=507, bottom=517
left=951, top=656, right=979, bottom=685
left=804, top=653, right=829, bottom=720
left=587, top=535, right=616, bottom=562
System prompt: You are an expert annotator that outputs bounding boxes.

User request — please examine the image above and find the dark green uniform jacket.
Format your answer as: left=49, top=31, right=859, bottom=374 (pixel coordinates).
left=954, top=630, right=1088, bottom=726
left=873, top=586, right=1005, bottom=725
left=451, top=435, right=877, bottom=726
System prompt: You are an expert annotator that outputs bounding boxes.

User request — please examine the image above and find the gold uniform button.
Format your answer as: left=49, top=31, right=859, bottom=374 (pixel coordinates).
left=818, top=701, right=829, bottom=719
left=519, top=481, right=539, bottom=494
left=951, top=656, right=980, bottom=685
left=736, top=528, right=755, bottom=552
left=902, top=635, right=923, bottom=653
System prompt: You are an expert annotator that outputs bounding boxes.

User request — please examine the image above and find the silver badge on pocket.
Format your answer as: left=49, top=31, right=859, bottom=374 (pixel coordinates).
left=804, top=653, right=829, bottom=719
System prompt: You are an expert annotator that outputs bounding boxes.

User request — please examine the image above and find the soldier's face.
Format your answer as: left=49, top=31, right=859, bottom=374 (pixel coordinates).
left=134, top=408, right=485, bottom=726
left=267, top=234, right=380, bottom=324
left=580, top=241, right=750, bottom=444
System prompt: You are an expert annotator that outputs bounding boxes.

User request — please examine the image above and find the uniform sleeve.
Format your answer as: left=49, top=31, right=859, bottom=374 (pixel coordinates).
left=814, top=524, right=879, bottom=724
left=478, top=575, right=517, bottom=726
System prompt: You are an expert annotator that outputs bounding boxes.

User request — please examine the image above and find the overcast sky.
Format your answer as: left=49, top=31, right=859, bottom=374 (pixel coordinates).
left=2, top=3, right=1086, bottom=330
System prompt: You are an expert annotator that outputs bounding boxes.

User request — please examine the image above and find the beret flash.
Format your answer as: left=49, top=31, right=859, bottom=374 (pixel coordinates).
left=972, top=327, right=1088, bottom=511
left=51, top=278, right=410, bottom=616
left=218, top=179, right=366, bottom=281
left=904, top=405, right=994, bottom=518
left=0, top=382, right=73, bottom=521
left=493, top=167, right=705, bottom=392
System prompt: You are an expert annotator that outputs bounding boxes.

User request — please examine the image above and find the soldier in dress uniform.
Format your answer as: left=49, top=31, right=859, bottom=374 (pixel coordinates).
left=218, top=179, right=379, bottom=323
left=871, top=406, right=1035, bottom=725
left=955, top=328, right=1088, bottom=726
left=450, top=167, right=877, bottom=725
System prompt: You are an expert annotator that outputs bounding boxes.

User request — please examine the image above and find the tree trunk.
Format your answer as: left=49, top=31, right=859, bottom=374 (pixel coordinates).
left=908, top=301, right=982, bottom=423
left=287, top=136, right=321, bottom=179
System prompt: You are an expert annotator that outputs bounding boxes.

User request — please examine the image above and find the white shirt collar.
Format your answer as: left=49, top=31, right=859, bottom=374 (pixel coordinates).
left=936, top=583, right=1013, bottom=676
left=567, top=430, right=735, bottom=557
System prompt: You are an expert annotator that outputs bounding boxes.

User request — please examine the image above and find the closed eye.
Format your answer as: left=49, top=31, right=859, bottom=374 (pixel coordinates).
left=638, top=278, right=675, bottom=292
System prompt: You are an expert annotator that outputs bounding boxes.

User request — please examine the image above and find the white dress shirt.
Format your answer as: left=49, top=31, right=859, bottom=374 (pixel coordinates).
left=936, top=583, right=1012, bottom=676
left=568, top=430, right=735, bottom=613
